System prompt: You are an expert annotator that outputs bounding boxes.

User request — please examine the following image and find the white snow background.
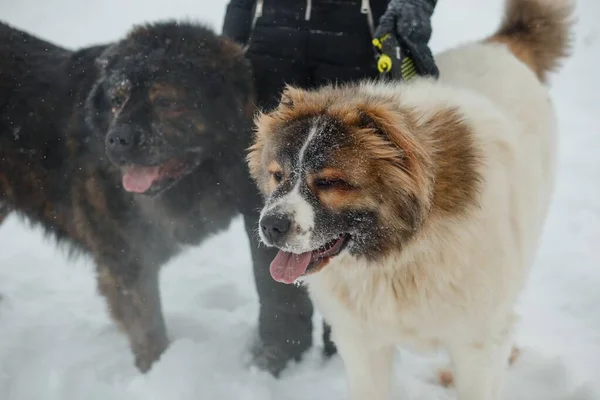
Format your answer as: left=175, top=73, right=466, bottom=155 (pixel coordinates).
left=0, top=0, right=599, bottom=399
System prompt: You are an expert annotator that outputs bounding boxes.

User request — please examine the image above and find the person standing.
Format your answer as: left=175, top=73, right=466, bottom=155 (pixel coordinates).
left=223, top=0, right=439, bottom=376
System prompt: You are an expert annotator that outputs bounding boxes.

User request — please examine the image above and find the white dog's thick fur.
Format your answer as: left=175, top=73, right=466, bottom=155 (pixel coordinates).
left=294, top=1, right=574, bottom=399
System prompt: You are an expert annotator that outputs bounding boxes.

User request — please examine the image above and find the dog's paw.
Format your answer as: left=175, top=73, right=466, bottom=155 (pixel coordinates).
left=133, top=335, right=170, bottom=373
left=508, top=345, right=521, bottom=364
left=435, top=346, right=521, bottom=387
left=437, top=368, right=455, bottom=388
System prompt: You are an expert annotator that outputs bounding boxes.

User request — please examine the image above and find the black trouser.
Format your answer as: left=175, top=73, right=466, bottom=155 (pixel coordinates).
left=245, top=1, right=379, bottom=357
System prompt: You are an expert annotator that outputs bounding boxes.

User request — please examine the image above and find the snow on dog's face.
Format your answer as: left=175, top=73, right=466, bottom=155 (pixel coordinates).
left=248, top=84, right=437, bottom=284
left=85, top=22, right=254, bottom=196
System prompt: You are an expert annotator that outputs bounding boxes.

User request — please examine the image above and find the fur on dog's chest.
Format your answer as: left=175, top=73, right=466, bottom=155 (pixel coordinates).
left=305, top=255, right=449, bottom=348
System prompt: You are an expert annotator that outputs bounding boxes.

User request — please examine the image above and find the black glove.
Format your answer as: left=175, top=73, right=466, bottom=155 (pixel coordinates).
left=373, top=0, right=439, bottom=79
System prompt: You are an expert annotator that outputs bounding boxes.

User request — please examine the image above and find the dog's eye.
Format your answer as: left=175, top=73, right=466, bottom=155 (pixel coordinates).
left=271, top=171, right=283, bottom=183
left=314, top=178, right=350, bottom=190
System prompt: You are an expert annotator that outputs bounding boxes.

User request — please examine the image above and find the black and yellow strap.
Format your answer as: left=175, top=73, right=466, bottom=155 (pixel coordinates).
left=372, top=33, right=417, bottom=81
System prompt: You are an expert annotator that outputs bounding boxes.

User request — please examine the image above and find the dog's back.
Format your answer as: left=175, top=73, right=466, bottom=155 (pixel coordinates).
left=435, top=0, right=572, bottom=119
left=0, top=22, right=106, bottom=234
left=431, top=0, right=573, bottom=269
left=0, top=22, right=69, bottom=114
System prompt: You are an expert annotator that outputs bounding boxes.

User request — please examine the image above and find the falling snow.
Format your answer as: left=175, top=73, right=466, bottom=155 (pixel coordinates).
left=0, top=0, right=599, bottom=399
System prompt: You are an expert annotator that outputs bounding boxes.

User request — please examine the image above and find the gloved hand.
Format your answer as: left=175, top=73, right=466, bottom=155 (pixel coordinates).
left=373, top=0, right=439, bottom=79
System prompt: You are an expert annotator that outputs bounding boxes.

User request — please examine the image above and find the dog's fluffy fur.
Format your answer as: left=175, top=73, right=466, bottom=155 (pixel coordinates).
left=248, top=0, right=574, bottom=398
left=0, top=21, right=264, bottom=372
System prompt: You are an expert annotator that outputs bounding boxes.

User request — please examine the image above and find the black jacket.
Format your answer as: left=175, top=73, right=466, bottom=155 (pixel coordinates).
left=222, top=0, right=438, bottom=75
left=222, top=0, right=390, bottom=47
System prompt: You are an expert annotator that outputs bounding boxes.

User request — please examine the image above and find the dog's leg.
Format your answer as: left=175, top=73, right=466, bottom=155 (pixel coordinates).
left=448, top=333, right=513, bottom=400
left=334, top=332, right=395, bottom=400
left=438, top=344, right=520, bottom=387
left=97, top=263, right=168, bottom=372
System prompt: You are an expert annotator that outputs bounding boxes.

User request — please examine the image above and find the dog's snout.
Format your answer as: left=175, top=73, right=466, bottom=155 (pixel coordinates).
left=260, top=214, right=291, bottom=244
left=106, top=126, right=135, bottom=160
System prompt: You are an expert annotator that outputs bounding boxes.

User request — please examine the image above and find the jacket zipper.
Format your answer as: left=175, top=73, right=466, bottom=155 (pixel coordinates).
left=252, top=0, right=264, bottom=30
left=250, top=1, right=371, bottom=37
left=305, top=0, right=312, bottom=21
left=243, top=0, right=263, bottom=51
left=361, top=0, right=381, bottom=61
left=361, top=0, right=375, bottom=37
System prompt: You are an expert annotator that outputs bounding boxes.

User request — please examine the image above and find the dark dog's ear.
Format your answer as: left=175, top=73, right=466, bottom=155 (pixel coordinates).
left=95, top=55, right=108, bottom=71
left=95, top=44, right=118, bottom=71
left=84, top=79, right=110, bottom=136
left=86, top=45, right=119, bottom=135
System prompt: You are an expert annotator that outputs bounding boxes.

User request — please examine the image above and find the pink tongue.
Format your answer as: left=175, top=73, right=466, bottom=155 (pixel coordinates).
left=270, top=250, right=313, bottom=284
left=122, top=166, right=161, bottom=193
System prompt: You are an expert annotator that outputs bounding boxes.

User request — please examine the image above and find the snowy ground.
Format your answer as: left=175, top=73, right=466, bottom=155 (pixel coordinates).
left=0, top=0, right=599, bottom=399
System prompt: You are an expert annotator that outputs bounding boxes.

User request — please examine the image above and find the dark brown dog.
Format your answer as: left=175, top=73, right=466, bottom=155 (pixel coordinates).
left=0, top=20, right=262, bottom=372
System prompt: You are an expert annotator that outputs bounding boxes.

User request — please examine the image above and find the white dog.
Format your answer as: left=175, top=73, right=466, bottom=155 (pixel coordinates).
left=248, top=0, right=574, bottom=398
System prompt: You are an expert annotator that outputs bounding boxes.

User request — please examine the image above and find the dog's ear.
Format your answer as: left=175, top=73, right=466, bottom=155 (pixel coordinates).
left=357, top=109, right=380, bottom=132
left=356, top=104, right=434, bottom=233
left=230, top=53, right=256, bottom=121
left=279, top=85, right=302, bottom=109
left=95, top=44, right=118, bottom=72
left=356, top=104, right=433, bottom=188
left=84, top=78, right=110, bottom=136
left=85, top=45, right=119, bottom=135
left=357, top=105, right=419, bottom=158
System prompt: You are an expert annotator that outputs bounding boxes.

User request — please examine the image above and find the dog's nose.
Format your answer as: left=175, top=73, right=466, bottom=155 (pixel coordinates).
left=106, top=126, right=135, bottom=159
left=261, top=214, right=291, bottom=244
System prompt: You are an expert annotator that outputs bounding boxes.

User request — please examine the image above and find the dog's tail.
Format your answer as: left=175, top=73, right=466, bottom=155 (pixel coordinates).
left=488, top=0, right=575, bottom=83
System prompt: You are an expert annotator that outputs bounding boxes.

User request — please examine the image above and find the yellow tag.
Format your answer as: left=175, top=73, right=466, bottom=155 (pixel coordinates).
left=377, top=54, right=392, bottom=73
left=372, top=33, right=390, bottom=50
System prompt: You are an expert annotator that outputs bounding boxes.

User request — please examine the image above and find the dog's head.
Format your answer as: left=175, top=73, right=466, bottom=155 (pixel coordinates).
left=248, top=83, right=481, bottom=284
left=85, top=21, right=254, bottom=195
